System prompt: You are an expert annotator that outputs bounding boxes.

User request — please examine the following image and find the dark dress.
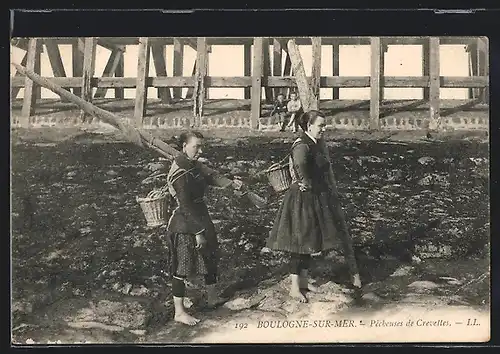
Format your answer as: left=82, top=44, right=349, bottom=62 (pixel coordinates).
left=266, top=133, right=359, bottom=274
left=166, top=154, right=232, bottom=281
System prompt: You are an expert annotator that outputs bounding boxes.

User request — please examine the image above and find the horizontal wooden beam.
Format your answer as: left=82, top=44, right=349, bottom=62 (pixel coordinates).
left=11, top=36, right=482, bottom=48
left=265, top=37, right=480, bottom=46
left=11, top=75, right=489, bottom=89
left=97, top=38, right=127, bottom=52
left=11, top=38, right=30, bottom=51
left=11, top=37, right=125, bottom=52
left=182, top=37, right=212, bottom=53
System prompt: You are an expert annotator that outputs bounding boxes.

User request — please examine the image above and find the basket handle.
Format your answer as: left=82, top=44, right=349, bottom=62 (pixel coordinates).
left=276, top=153, right=292, bottom=167
left=167, top=167, right=196, bottom=191
left=257, top=138, right=304, bottom=176
left=274, top=138, right=304, bottom=168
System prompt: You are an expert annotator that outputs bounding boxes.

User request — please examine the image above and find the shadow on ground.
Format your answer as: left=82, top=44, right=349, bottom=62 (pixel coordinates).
left=10, top=126, right=490, bottom=344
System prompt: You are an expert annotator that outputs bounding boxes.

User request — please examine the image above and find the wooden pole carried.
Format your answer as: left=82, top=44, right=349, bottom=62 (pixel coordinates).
left=11, top=62, right=268, bottom=209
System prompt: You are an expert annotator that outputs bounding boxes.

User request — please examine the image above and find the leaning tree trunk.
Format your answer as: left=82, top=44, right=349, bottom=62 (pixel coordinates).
left=286, top=39, right=318, bottom=112
left=11, top=62, right=267, bottom=209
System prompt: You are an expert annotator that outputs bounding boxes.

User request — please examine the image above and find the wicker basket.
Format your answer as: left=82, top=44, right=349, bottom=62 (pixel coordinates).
left=136, top=194, right=172, bottom=227
left=267, top=162, right=292, bottom=192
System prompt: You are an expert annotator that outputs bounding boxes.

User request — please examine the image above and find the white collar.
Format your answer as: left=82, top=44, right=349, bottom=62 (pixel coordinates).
left=305, top=131, right=317, bottom=144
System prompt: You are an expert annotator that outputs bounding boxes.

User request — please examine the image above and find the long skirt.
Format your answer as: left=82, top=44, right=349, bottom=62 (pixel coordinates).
left=267, top=183, right=347, bottom=255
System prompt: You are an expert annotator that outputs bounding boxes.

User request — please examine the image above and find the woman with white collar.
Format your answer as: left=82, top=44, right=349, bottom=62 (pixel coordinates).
left=266, top=110, right=362, bottom=302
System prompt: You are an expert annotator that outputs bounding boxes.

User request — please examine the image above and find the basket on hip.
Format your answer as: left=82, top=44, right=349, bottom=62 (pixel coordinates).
left=266, top=162, right=292, bottom=193
left=136, top=186, right=173, bottom=227
left=265, top=138, right=302, bottom=193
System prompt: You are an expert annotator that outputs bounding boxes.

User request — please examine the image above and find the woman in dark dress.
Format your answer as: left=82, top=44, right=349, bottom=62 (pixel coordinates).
left=267, top=110, right=362, bottom=303
left=166, top=131, right=243, bottom=326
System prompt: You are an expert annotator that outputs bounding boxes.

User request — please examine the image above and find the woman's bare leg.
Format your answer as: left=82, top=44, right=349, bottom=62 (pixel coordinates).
left=172, top=276, right=200, bottom=325
left=290, top=274, right=308, bottom=302
left=289, top=254, right=308, bottom=302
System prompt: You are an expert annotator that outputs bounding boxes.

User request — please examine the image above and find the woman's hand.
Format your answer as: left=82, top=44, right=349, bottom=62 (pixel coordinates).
left=298, top=182, right=312, bottom=192
left=195, top=233, right=207, bottom=250
left=352, top=273, right=362, bottom=288
left=232, top=178, right=244, bottom=191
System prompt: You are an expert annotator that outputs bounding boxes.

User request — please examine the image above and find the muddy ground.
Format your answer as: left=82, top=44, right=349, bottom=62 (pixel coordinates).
left=10, top=113, right=490, bottom=344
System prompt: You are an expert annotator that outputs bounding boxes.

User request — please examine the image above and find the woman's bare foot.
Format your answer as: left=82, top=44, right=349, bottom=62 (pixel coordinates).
left=174, top=312, right=200, bottom=326
left=289, top=289, right=308, bottom=303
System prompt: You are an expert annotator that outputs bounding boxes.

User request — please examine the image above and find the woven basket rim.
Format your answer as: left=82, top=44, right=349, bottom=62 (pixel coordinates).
left=136, top=194, right=168, bottom=203
left=267, top=162, right=289, bottom=173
